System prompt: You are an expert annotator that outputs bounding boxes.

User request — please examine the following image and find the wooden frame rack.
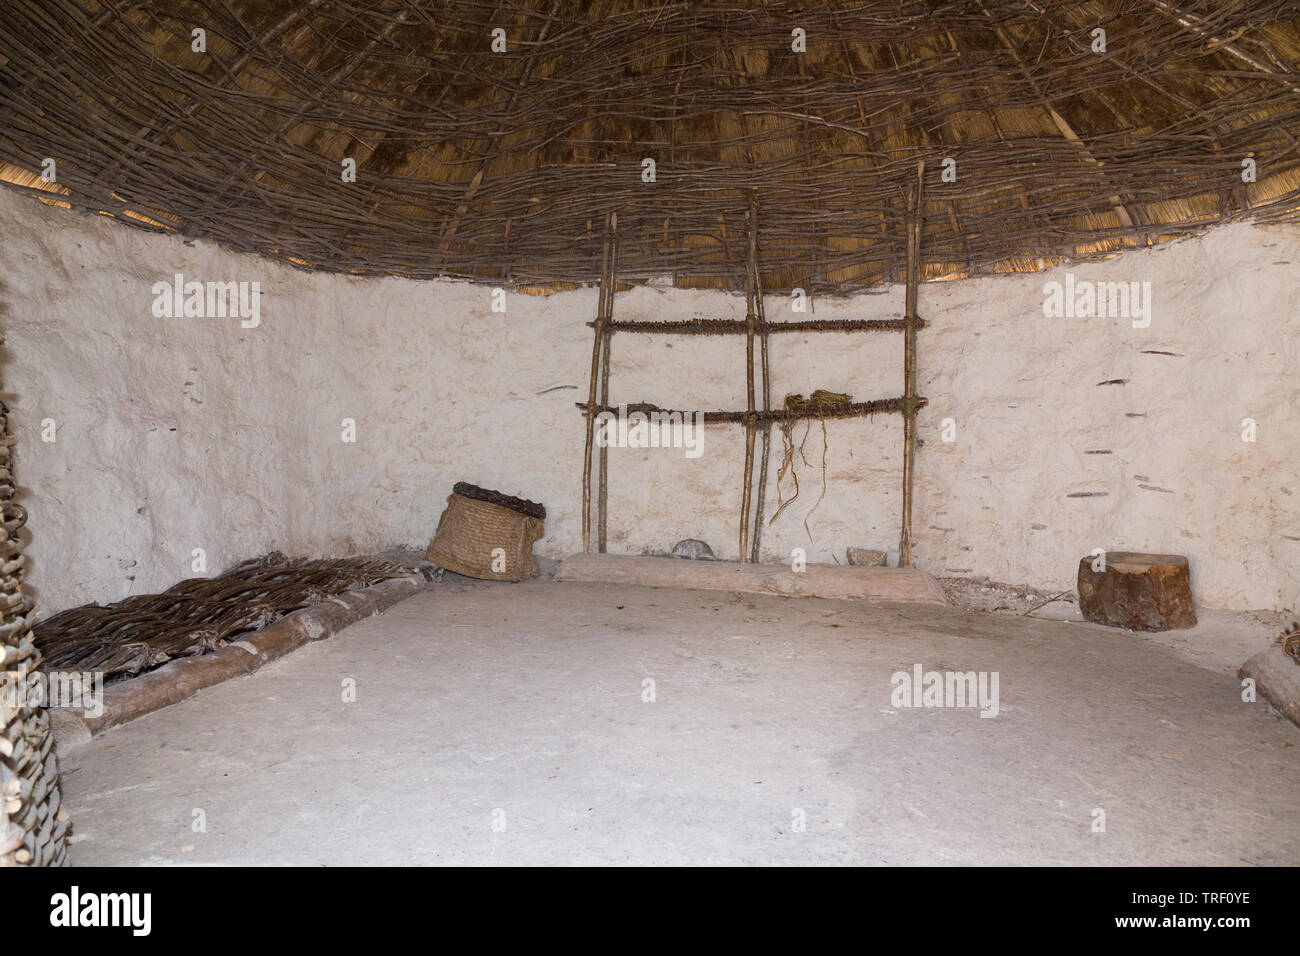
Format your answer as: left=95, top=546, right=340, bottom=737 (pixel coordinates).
left=578, top=164, right=927, bottom=566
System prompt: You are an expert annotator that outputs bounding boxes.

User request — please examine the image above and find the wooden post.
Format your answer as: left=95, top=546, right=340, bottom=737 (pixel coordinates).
left=900, top=162, right=924, bottom=568
left=581, top=214, right=613, bottom=553
left=739, top=205, right=759, bottom=562
left=598, top=217, right=618, bottom=553
left=748, top=192, right=771, bottom=564
left=739, top=322, right=757, bottom=561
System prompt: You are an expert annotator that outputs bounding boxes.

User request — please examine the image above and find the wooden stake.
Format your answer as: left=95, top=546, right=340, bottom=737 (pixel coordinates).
left=748, top=192, right=771, bottom=564
left=738, top=199, right=762, bottom=562
left=581, top=214, right=613, bottom=553
left=739, top=320, right=756, bottom=562
left=900, top=162, right=924, bottom=568
left=598, top=217, right=618, bottom=553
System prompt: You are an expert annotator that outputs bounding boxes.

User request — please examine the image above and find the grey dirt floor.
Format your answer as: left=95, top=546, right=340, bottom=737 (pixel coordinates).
left=59, top=579, right=1300, bottom=865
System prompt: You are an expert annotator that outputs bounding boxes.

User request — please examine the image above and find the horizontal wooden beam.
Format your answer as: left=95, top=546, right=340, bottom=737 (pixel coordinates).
left=576, top=396, right=926, bottom=424
left=589, top=317, right=928, bottom=335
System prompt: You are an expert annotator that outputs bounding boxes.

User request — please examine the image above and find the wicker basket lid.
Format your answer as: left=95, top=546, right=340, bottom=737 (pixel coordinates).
left=452, top=482, right=546, bottom=520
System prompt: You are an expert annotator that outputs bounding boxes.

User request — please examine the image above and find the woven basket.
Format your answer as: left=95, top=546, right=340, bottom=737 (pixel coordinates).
left=425, top=484, right=545, bottom=582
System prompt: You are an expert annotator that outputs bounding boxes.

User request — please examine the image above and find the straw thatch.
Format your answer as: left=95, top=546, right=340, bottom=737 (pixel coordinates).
left=1, top=1, right=1298, bottom=292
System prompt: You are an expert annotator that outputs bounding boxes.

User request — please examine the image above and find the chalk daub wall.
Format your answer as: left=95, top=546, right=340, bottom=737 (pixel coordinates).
left=1, top=189, right=1296, bottom=614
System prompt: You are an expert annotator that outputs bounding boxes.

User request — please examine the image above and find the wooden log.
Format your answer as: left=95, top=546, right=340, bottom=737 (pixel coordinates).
left=58, top=575, right=428, bottom=741
left=1077, top=551, right=1197, bottom=631
left=1239, top=643, right=1300, bottom=729
left=556, top=552, right=948, bottom=604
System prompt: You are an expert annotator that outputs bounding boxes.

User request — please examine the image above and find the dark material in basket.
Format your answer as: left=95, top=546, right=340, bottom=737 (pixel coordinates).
left=452, top=482, right=546, bottom=520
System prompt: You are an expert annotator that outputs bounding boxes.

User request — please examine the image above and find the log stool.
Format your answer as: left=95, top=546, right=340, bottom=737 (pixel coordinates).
left=1077, top=551, right=1196, bottom=631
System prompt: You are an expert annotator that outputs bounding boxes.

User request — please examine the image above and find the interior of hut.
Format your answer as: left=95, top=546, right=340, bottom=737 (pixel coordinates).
left=1, top=0, right=1298, bottom=874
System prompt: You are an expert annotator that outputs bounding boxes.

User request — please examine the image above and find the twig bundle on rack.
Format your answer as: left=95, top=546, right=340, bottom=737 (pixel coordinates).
left=33, top=554, right=412, bottom=680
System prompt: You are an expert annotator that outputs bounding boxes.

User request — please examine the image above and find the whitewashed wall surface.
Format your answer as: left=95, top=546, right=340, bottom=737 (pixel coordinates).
left=1, top=189, right=1296, bottom=613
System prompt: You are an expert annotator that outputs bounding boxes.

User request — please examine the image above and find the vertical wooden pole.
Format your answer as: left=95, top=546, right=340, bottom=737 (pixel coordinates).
left=748, top=192, right=771, bottom=564
left=598, top=330, right=611, bottom=552
left=581, top=215, right=612, bottom=553
left=598, top=215, right=618, bottom=553
left=900, top=162, right=925, bottom=568
left=739, top=208, right=758, bottom=562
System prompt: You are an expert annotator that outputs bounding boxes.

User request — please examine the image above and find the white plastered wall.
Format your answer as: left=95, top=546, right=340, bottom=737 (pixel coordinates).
left=1, top=189, right=1296, bottom=614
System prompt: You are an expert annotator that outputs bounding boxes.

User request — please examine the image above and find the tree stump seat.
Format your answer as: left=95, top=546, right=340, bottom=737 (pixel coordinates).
left=1077, top=551, right=1196, bottom=631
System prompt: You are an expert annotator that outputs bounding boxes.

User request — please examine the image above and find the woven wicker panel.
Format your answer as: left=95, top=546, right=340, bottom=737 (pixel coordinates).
left=0, top=394, right=69, bottom=867
left=1, top=639, right=68, bottom=866
left=426, top=492, right=544, bottom=582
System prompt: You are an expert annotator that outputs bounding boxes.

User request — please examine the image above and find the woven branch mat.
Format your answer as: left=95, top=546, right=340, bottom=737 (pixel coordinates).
left=32, top=553, right=412, bottom=680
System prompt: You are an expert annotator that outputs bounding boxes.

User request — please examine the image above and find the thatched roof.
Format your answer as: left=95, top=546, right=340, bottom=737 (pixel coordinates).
left=2, top=1, right=1298, bottom=292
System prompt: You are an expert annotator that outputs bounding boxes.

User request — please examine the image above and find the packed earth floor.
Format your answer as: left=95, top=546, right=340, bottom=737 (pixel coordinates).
left=58, top=578, right=1300, bottom=866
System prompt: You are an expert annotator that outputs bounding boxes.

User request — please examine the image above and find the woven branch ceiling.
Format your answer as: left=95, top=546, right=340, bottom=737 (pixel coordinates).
left=2, top=0, right=1299, bottom=292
